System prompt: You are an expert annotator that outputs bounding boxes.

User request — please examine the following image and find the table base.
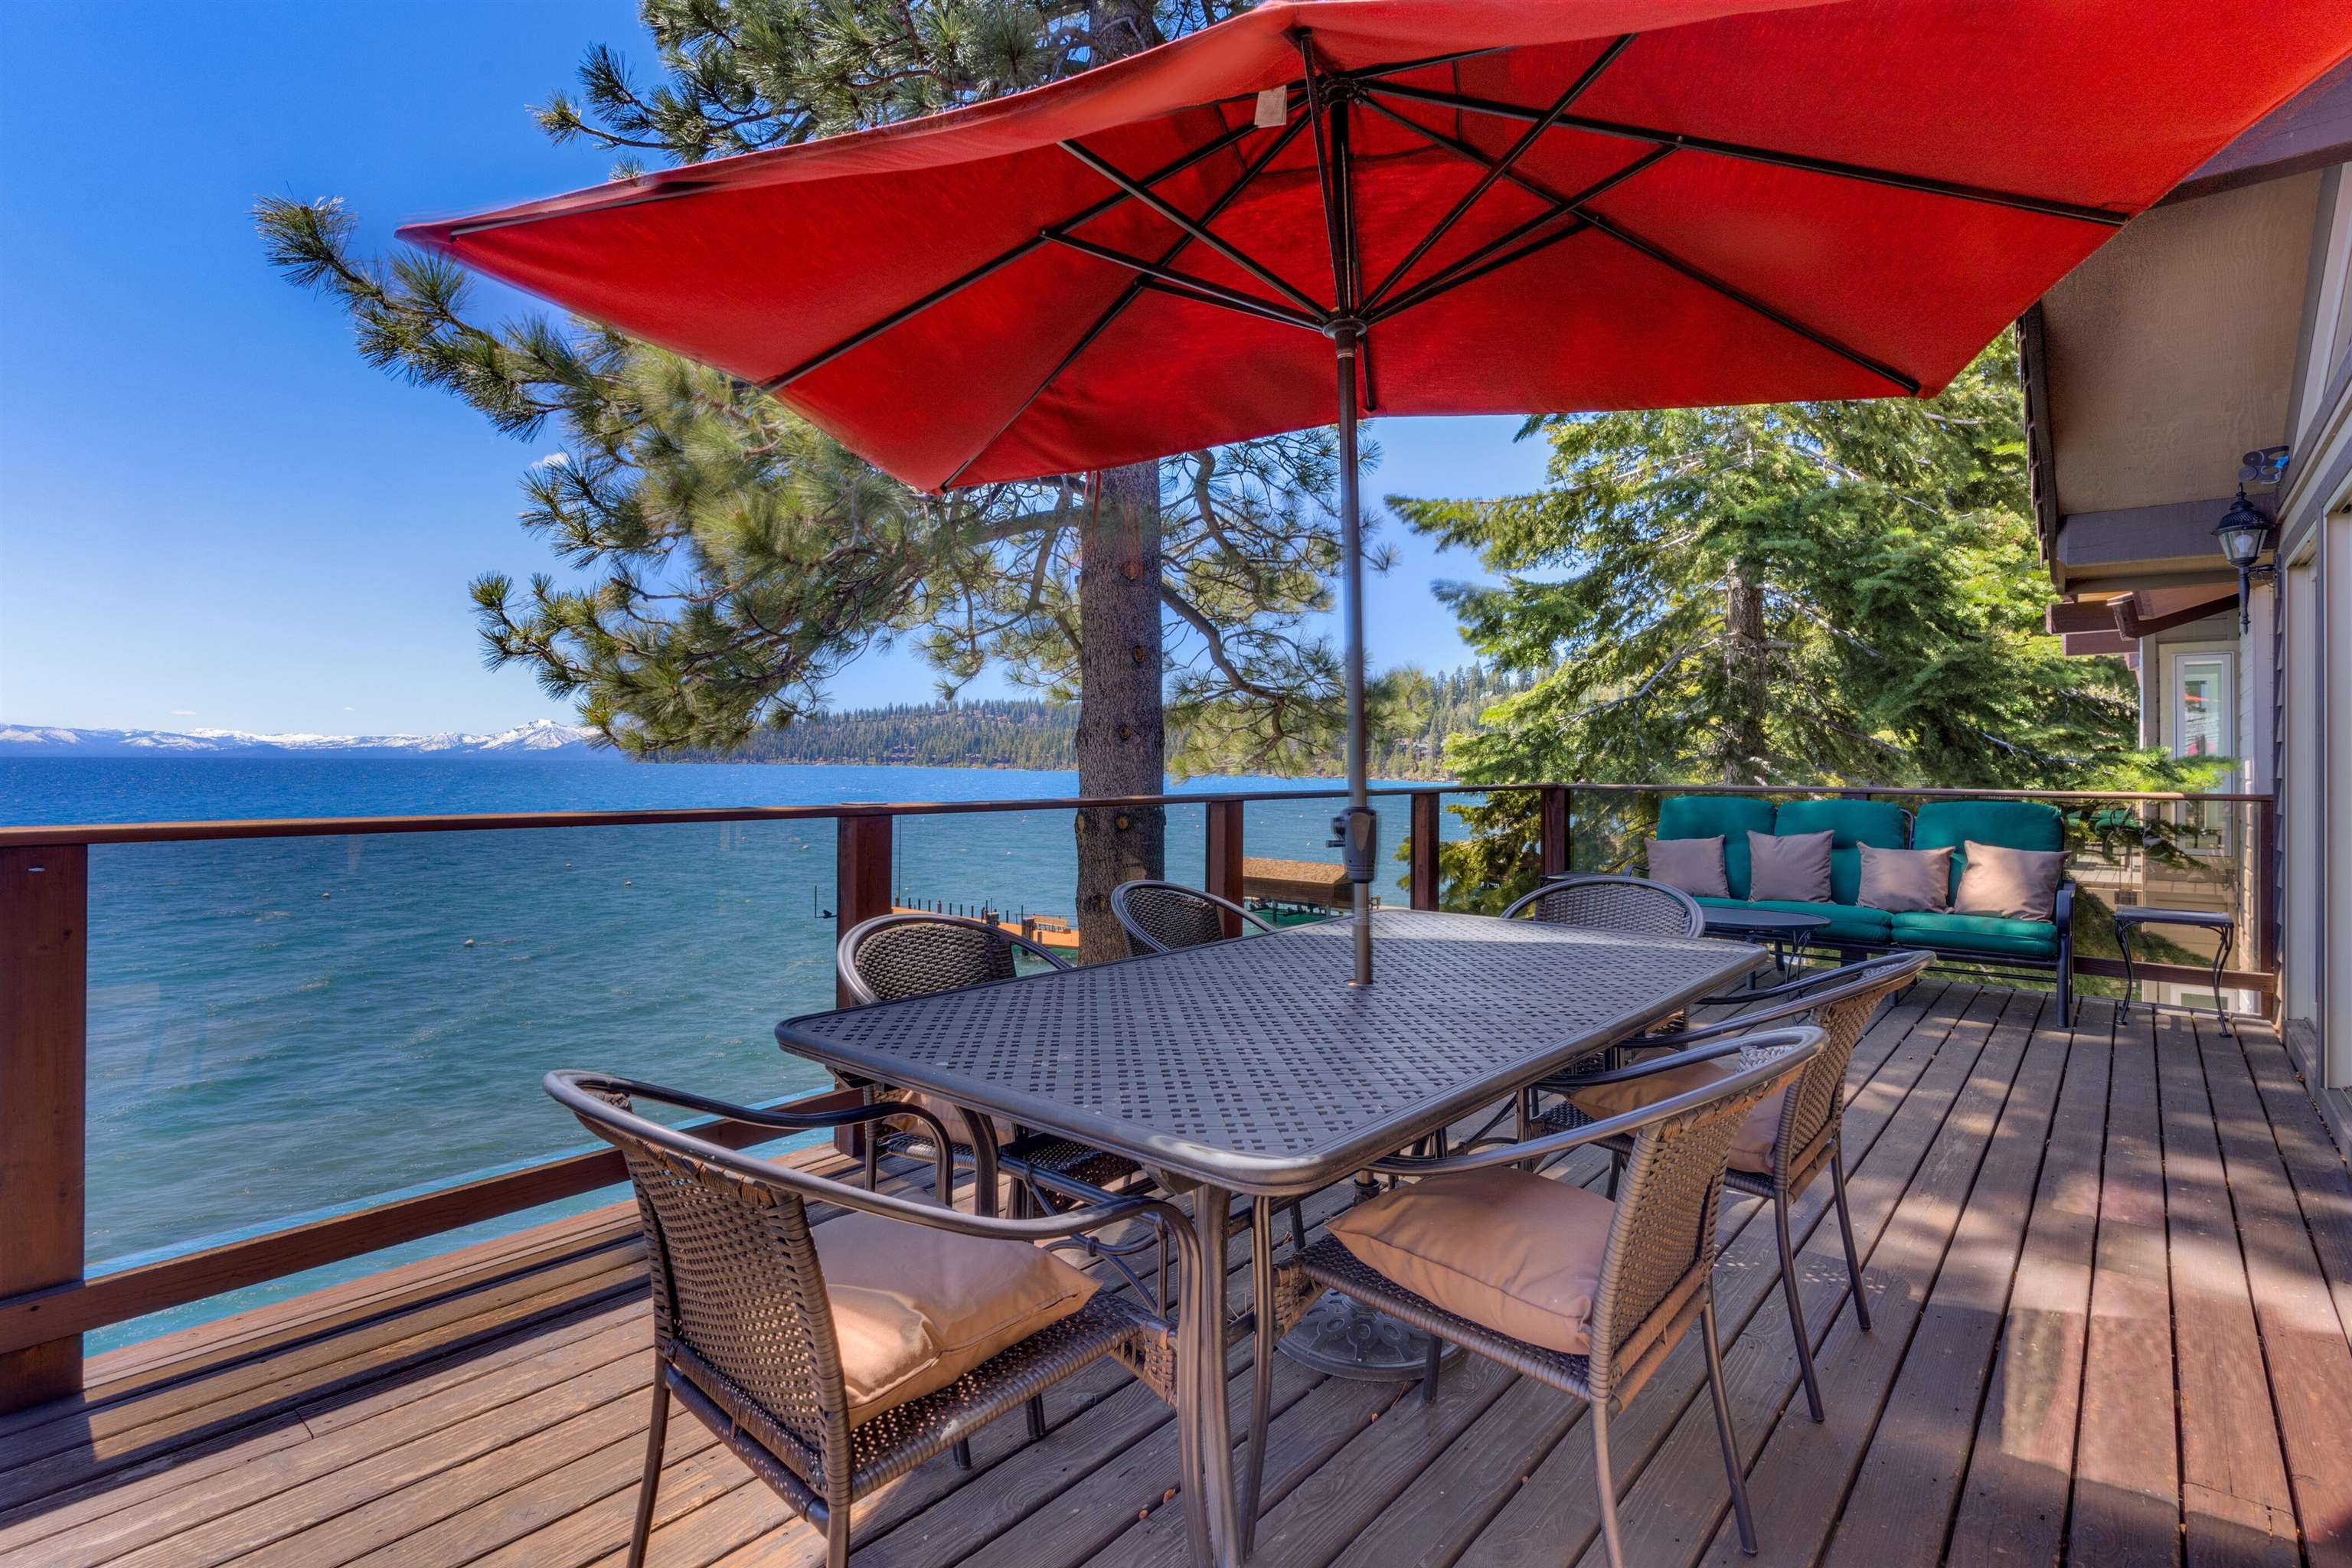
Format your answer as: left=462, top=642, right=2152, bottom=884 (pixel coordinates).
left=1279, top=1289, right=1466, bottom=1382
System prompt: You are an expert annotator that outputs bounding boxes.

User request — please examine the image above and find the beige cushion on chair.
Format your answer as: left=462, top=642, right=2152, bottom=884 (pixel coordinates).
left=1567, top=1060, right=1784, bottom=1175
left=1325, top=1167, right=1615, bottom=1354
left=813, top=1211, right=1098, bottom=1422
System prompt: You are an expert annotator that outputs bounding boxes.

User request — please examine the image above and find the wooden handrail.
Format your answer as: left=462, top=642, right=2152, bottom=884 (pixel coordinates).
left=0, top=778, right=2276, bottom=848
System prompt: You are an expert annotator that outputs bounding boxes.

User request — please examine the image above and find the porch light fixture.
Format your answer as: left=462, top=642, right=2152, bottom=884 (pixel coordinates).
left=2214, top=447, right=2287, bottom=629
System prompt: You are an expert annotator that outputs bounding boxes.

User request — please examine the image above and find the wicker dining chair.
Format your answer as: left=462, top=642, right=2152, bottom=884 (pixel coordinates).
left=546, top=1070, right=1190, bottom=1568
left=1109, top=879, right=1273, bottom=956
left=1499, top=872, right=1708, bottom=939
left=1258, top=1027, right=1826, bottom=1567
left=1531, top=949, right=1932, bottom=1424
left=837, top=913, right=1142, bottom=1204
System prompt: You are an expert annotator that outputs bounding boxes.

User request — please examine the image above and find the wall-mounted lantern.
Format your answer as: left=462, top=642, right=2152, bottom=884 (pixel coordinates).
left=2214, top=447, right=2288, bottom=630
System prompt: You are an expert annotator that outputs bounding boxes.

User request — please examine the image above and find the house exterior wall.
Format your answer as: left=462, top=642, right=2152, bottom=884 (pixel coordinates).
left=2051, top=156, right=2352, bottom=1145
left=2266, top=165, right=2352, bottom=1126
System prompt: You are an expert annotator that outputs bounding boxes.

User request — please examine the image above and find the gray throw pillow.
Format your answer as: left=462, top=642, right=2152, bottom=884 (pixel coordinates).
left=1645, top=835, right=1729, bottom=900
left=1953, top=840, right=2066, bottom=922
left=1747, top=829, right=1832, bottom=903
left=1857, top=844, right=1951, bottom=913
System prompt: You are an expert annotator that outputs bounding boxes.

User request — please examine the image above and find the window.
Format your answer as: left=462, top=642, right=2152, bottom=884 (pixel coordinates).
left=2166, top=645, right=2234, bottom=762
left=2162, top=642, right=2237, bottom=856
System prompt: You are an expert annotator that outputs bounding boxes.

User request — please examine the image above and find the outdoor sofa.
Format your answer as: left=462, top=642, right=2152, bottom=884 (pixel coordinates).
left=1651, top=794, right=2075, bottom=1018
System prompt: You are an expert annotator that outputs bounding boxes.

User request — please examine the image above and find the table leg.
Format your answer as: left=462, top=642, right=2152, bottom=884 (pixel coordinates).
left=964, top=1114, right=1000, bottom=1217
left=1243, top=1196, right=1276, bottom=1558
left=1189, top=1183, right=1242, bottom=1566
left=2115, top=916, right=2137, bottom=1019
left=2213, top=926, right=2234, bottom=1038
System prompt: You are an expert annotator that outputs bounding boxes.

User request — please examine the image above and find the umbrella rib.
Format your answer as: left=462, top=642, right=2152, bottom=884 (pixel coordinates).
left=1576, top=207, right=1922, bottom=393
left=1057, top=139, right=1328, bottom=318
left=1360, top=34, right=1635, bottom=313
left=1044, top=234, right=1327, bottom=330
left=1341, top=47, right=1514, bottom=83
left=1356, top=96, right=1666, bottom=315
left=1297, top=33, right=1350, bottom=315
left=1376, top=216, right=1596, bottom=321
left=760, top=115, right=1269, bottom=394
left=940, top=113, right=1317, bottom=489
left=1357, top=80, right=2128, bottom=227
left=1364, top=102, right=1918, bottom=394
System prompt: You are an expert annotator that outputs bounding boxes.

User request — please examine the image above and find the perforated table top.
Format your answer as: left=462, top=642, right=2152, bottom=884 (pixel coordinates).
left=776, top=908, right=1765, bottom=1196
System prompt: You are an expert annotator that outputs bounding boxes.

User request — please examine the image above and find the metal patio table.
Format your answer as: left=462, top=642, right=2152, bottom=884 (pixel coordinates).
left=775, top=906, right=1762, bottom=1567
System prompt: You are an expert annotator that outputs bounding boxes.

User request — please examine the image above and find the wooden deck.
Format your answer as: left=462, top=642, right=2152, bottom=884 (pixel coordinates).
left=4, top=980, right=2350, bottom=1567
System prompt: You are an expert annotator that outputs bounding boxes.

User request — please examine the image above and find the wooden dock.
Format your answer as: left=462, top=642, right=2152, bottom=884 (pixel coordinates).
left=3, top=981, right=2348, bottom=1566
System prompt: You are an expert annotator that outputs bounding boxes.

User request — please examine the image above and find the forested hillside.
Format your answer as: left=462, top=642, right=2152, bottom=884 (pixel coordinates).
left=694, top=665, right=1532, bottom=778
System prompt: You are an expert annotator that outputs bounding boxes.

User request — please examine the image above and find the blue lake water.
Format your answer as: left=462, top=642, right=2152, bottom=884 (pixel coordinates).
left=0, top=756, right=1471, bottom=1348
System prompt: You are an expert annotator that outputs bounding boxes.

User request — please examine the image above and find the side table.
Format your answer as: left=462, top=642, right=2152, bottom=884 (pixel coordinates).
left=2112, top=905, right=2236, bottom=1036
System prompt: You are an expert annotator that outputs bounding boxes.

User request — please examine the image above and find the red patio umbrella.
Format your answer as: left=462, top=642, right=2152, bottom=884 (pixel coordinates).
left=401, top=0, right=2352, bottom=985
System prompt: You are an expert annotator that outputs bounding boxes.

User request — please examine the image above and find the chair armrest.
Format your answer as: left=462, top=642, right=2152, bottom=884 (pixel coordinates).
left=1528, top=988, right=1831, bottom=1093
left=1534, top=1034, right=1749, bottom=1094
left=547, top=1070, right=1188, bottom=1259
left=2054, top=879, right=2076, bottom=934
left=1378, top=1028, right=1824, bottom=1175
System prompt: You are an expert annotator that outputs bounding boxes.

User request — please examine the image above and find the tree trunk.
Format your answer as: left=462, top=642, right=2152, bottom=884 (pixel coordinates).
left=1073, top=462, right=1166, bottom=962
left=1070, top=0, right=1171, bottom=965
left=1721, top=561, right=1769, bottom=786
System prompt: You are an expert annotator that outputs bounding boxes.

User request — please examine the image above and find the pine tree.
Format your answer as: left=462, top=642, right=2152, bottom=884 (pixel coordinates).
left=255, top=0, right=1374, bottom=959
left=1392, top=332, right=2219, bottom=908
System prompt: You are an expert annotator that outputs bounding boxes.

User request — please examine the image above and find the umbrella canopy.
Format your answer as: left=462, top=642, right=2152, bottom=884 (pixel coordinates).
left=401, top=0, right=2350, bottom=987
left=400, top=0, right=2347, bottom=491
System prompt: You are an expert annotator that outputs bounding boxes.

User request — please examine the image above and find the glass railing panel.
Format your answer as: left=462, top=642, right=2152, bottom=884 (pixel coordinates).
left=1236, top=782, right=1393, bottom=923
left=2053, top=794, right=2262, bottom=1008
left=84, top=818, right=848, bottom=1341
left=887, top=801, right=1205, bottom=962
left=1419, top=789, right=1498, bottom=911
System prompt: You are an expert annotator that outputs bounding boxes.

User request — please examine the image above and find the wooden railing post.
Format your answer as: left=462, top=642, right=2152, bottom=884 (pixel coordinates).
left=835, top=813, right=895, bottom=1004
left=2, top=843, right=87, bottom=1413
left=832, top=813, right=896, bottom=1158
left=1539, top=786, right=1571, bottom=879
left=1204, top=800, right=1245, bottom=937
left=1409, top=792, right=1442, bottom=910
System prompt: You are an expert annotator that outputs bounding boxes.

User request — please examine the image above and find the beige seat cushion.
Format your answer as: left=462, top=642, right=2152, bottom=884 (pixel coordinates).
left=1325, top=1167, right=1615, bottom=1354
left=812, top=1211, right=1098, bottom=1422
left=1567, top=1060, right=1784, bottom=1175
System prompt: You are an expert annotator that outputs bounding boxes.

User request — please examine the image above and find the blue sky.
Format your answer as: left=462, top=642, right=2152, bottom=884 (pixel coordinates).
left=0, top=1, right=1550, bottom=737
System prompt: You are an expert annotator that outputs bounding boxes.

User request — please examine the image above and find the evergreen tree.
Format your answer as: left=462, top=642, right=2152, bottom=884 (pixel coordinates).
left=1393, top=333, right=2218, bottom=908
left=256, top=0, right=1374, bottom=959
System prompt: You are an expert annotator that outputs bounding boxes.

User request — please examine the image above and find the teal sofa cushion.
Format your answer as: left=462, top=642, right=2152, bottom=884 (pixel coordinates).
left=1890, top=910, right=2059, bottom=959
left=1772, top=799, right=1909, bottom=906
left=1911, top=800, right=2066, bottom=903
left=1658, top=795, right=1777, bottom=899
left=1695, top=896, right=1893, bottom=945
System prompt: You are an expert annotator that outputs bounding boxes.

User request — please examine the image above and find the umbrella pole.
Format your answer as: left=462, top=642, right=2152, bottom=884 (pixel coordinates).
left=1334, top=322, right=1374, bottom=986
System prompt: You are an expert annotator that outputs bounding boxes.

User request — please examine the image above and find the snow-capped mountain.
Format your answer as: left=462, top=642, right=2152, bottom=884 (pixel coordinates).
left=0, top=718, right=609, bottom=758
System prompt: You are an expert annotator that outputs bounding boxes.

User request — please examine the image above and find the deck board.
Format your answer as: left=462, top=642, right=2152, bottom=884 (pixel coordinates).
left=1, top=983, right=2346, bottom=1568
